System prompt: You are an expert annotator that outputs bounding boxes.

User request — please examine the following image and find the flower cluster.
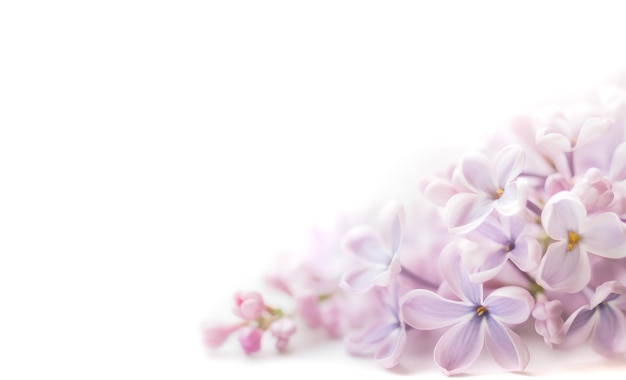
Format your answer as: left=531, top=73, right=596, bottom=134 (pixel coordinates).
left=203, top=84, right=626, bottom=375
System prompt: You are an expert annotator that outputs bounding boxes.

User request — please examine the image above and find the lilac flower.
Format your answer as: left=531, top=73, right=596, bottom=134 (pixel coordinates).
left=202, top=323, right=240, bottom=349
left=340, top=201, right=404, bottom=293
left=459, top=214, right=541, bottom=283
left=346, top=282, right=406, bottom=369
left=401, top=245, right=533, bottom=375
left=560, top=281, right=626, bottom=357
left=444, top=145, right=529, bottom=234
left=536, top=191, right=626, bottom=293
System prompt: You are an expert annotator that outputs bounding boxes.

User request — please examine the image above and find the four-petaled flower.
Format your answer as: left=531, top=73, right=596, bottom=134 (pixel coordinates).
left=444, top=145, right=529, bottom=234
left=401, top=245, right=534, bottom=375
left=536, top=191, right=626, bottom=293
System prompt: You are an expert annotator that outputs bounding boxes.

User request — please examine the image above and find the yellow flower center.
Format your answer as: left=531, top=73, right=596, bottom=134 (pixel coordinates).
left=494, top=188, right=504, bottom=199
left=476, top=305, right=488, bottom=317
left=567, top=230, right=580, bottom=251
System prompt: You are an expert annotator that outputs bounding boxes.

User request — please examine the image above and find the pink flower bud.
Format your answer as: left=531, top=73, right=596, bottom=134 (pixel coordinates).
left=202, top=324, right=238, bottom=349
left=270, top=318, right=297, bottom=353
left=232, top=291, right=265, bottom=320
left=238, top=326, right=264, bottom=355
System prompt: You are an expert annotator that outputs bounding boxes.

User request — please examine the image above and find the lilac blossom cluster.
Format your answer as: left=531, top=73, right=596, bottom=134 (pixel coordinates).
left=203, top=85, right=626, bottom=375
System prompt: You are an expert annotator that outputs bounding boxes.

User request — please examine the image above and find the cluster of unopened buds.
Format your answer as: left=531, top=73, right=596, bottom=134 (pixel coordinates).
left=203, top=83, right=626, bottom=375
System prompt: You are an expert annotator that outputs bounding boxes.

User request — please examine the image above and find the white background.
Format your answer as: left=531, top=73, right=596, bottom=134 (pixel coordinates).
left=2, top=1, right=626, bottom=379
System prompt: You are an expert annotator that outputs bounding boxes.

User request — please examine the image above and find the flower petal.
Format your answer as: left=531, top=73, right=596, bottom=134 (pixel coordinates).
left=342, top=226, right=390, bottom=265
left=609, top=142, right=626, bottom=181
left=495, top=179, right=529, bottom=216
left=581, top=212, right=626, bottom=259
left=536, top=128, right=573, bottom=152
left=575, top=117, right=611, bottom=149
left=485, top=318, right=530, bottom=371
left=346, top=321, right=398, bottom=355
left=444, top=192, right=495, bottom=234
left=375, top=325, right=407, bottom=369
left=401, top=289, right=473, bottom=330
left=423, top=177, right=457, bottom=207
left=591, top=305, right=626, bottom=356
left=560, top=306, right=596, bottom=349
left=434, top=317, right=485, bottom=376
left=340, top=265, right=386, bottom=294
left=494, top=145, right=525, bottom=187
left=439, top=243, right=483, bottom=304
left=541, top=192, right=586, bottom=240
left=536, top=241, right=590, bottom=293
left=508, top=235, right=542, bottom=273
left=484, top=286, right=534, bottom=325
left=469, top=248, right=508, bottom=283
left=460, top=151, right=497, bottom=194
left=379, top=201, right=405, bottom=255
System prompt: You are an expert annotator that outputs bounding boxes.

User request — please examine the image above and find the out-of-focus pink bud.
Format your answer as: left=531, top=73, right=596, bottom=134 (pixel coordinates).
left=532, top=298, right=565, bottom=347
left=232, top=291, right=265, bottom=320
left=238, top=327, right=264, bottom=355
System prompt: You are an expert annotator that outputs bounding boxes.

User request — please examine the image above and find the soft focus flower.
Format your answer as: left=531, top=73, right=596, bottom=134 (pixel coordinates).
left=536, top=191, right=626, bottom=292
left=232, top=291, right=265, bottom=320
left=340, top=201, right=404, bottom=293
left=560, top=281, right=626, bottom=357
left=346, top=282, right=406, bottom=369
left=535, top=107, right=610, bottom=152
left=238, top=327, right=264, bottom=355
left=444, top=145, right=529, bottom=234
left=270, top=318, right=297, bottom=353
left=401, top=245, right=533, bottom=375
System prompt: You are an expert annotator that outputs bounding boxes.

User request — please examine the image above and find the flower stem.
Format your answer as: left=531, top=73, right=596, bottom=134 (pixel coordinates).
left=526, top=199, right=543, bottom=217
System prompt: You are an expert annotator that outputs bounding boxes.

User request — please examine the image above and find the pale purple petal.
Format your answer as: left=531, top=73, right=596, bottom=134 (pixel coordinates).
left=474, top=215, right=509, bottom=244
left=469, top=249, right=508, bottom=283
left=561, top=306, right=595, bottom=349
left=375, top=326, right=407, bottom=369
left=401, top=289, right=473, bottom=330
left=342, top=226, right=389, bottom=264
left=575, top=117, right=611, bottom=149
left=536, top=129, right=572, bottom=151
left=373, top=254, right=401, bottom=287
left=485, top=318, right=530, bottom=371
left=591, top=305, right=626, bottom=356
left=423, top=178, right=457, bottom=207
left=508, top=235, right=542, bottom=272
left=379, top=201, right=405, bottom=255
left=541, top=192, right=586, bottom=240
left=581, top=212, right=626, bottom=259
left=494, top=179, right=529, bottom=216
left=433, top=317, right=485, bottom=376
left=346, top=322, right=398, bottom=355
left=494, top=146, right=525, bottom=187
left=439, top=244, right=483, bottom=304
left=340, top=265, right=387, bottom=294
left=460, top=152, right=497, bottom=194
left=484, top=286, right=534, bottom=325
left=537, top=242, right=590, bottom=292
left=609, top=142, right=626, bottom=181
left=445, top=192, right=495, bottom=234
left=590, top=281, right=626, bottom=309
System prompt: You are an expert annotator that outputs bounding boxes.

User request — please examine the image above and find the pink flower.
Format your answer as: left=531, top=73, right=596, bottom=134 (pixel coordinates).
left=444, top=146, right=529, bottom=234
left=536, top=191, right=626, bottom=292
left=232, top=291, right=265, bottom=320
left=238, top=327, right=264, bottom=355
